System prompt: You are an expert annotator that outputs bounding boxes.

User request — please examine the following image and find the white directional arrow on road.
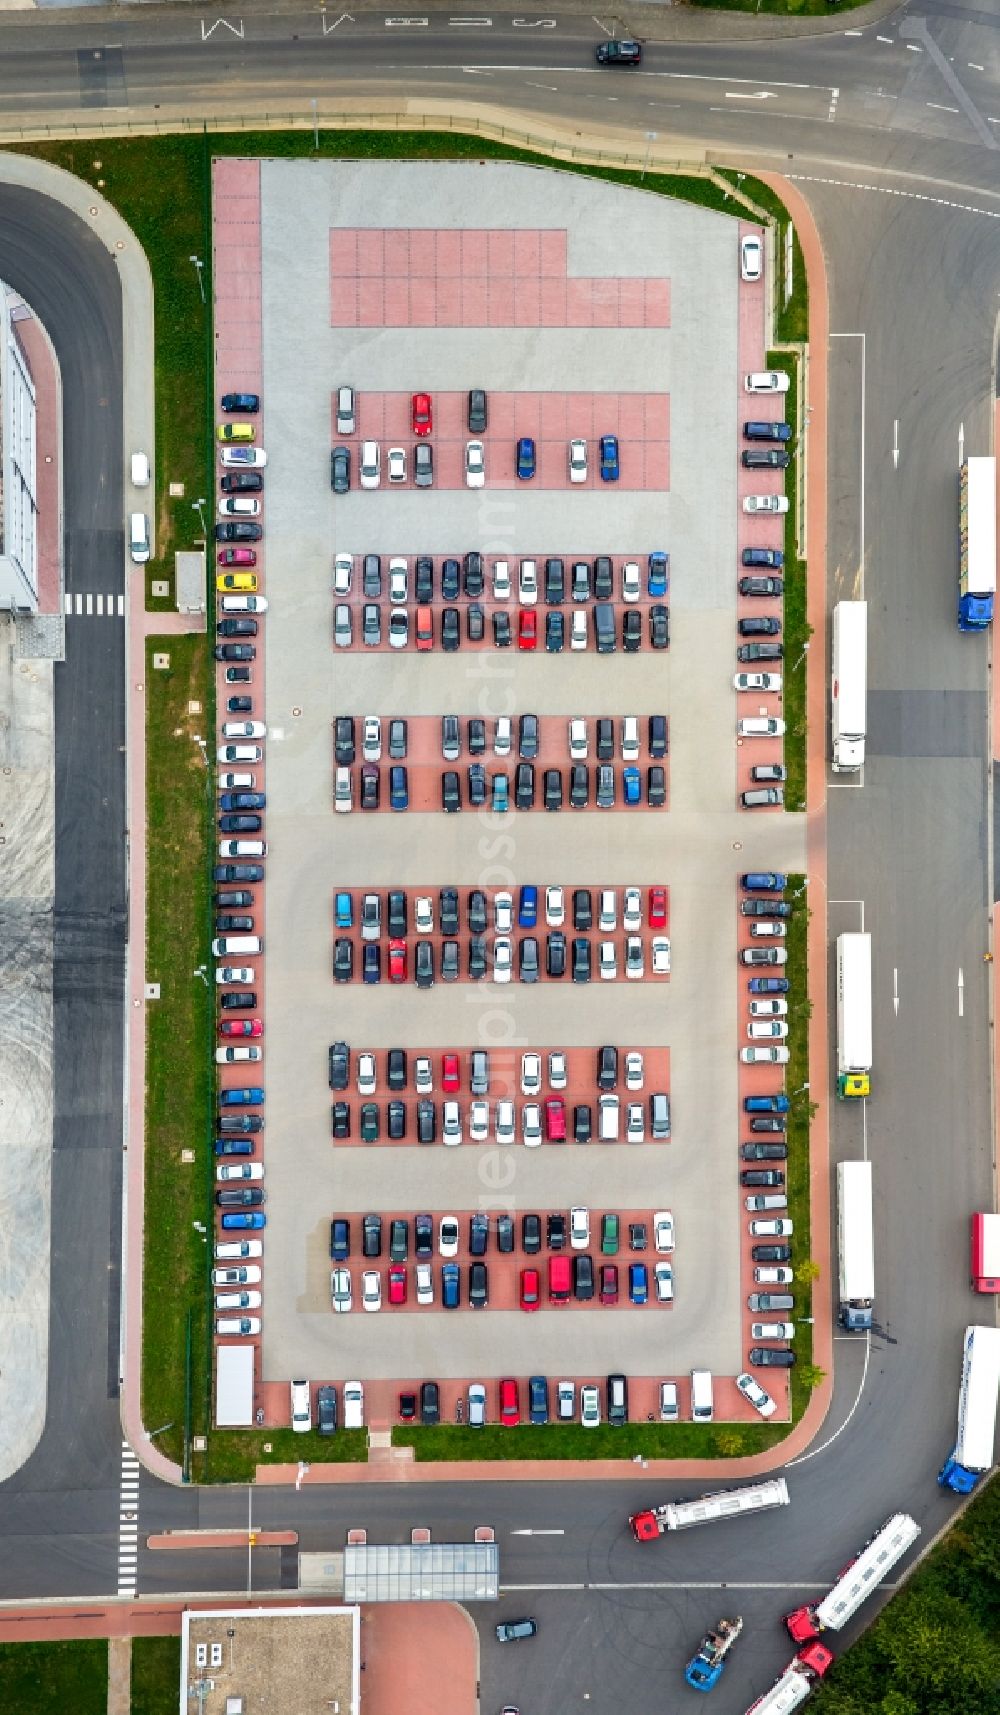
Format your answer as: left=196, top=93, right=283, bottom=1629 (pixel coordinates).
left=958, top=968, right=965, bottom=1018
left=893, top=419, right=899, bottom=469
left=725, top=91, right=778, bottom=100
left=959, top=421, right=965, bottom=466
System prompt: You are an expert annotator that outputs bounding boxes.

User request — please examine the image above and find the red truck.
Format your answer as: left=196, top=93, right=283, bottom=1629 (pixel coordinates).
left=971, top=1212, right=1000, bottom=1293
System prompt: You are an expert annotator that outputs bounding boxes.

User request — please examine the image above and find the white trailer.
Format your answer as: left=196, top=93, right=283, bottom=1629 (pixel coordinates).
left=630, top=1478, right=789, bottom=1539
left=836, top=932, right=872, bottom=1099
left=831, top=600, right=867, bottom=772
left=215, top=1343, right=255, bottom=1427
left=784, top=1514, right=920, bottom=1641
left=938, top=1324, right=1000, bottom=1492
left=745, top=1649, right=832, bottom=1715
left=837, top=1161, right=875, bottom=1331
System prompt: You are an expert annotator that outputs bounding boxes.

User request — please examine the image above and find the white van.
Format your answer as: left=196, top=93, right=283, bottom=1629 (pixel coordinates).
left=290, top=1378, right=312, bottom=1433
left=212, top=935, right=262, bottom=958
left=219, top=840, right=267, bottom=859
left=343, top=1380, right=364, bottom=1429
left=621, top=716, right=639, bottom=761
left=659, top=1382, right=679, bottom=1421
left=599, top=889, right=617, bottom=932
left=359, top=441, right=380, bottom=490
left=691, top=1370, right=714, bottom=1421
left=129, top=513, right=150, bottom=563
left=598, top=1094, right=620, bottom=1141
left=130, top=452, right=150, bottom=487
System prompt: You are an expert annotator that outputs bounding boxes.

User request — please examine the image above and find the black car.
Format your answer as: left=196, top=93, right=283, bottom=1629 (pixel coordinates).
left=442, top=559, right=461, bottom=600
left=739, top=575, right=784, bottom=598
left=572, top=938, right=591, bottom=983
left=742, top=547, right=784, bottom=569
left=439, top=887, right=460, bottom=936
left=328, top=1041, right=349, bottom=1090
left=596, top=718, right=614, bottom=761
left=215, top=913, right=254, bottom=932
left=219, top=813, right=261, bottom=833
left=546, top=612, right=564, bottom=652
left=217, top=617, right=258, bottom=639
left=363, top=553, right=383, bottom=598
left=519, top=713, right=539, bottom=758
left=390, top=1218, right=409, bottom=1262
left=520, top=938, right=540, bottom=983
left=752, top=1243, right=791, bottom=1263
left=362, top=1214, right=382, bottom=1257
left=467, top=603, right=485, bottom=643
left=493, top=611, right=512, bottom=648
left=545, top=558, right=565, bottom=604
left=741, top=1142, right=788, bottom=1160
left=596, top=37, right=641, bottom=63
left=469, top=1261, right=488, bottom=1309
left=597, top=1045, right=618, bottom=1090
left=218, top=1113, right=262, bottom=1134
left=468, top=762, right=486, bottom=805
left=331, top=1102, right=350, bottom=1139
left=214, top=643, right=256, bottom=662
left=574, top=1104, right=592, bottom=1143
left=415, top=1214, right=434, bottom=1257
left=442, top=608, right=461, bottom=652
left=740, top=1169, right=785, bottom=1187
left=420, top=1380, right=441, bottom=1424
left=216, top=1187, right=265, bottom=1208
left=468, top=937, right=487, bottom=981
left=215, top=521, right=262, bottom=543
left=464, top=552, right=484, bottom=597
left=648, top=714, right=668, bottom=757
left=442, top=771, right=461, bottom=813
left=388, top=890, right=408, bottom=938
left=496, top=1214, right=514, bottom=1253
left=221, top=471, right=263, bottom=493
left=742, top=448, right=791, bottom=469
left=330, top=446, right=350, bottom=492
left=224, top=667, right=251, bottom=684
left=515, top=762, right=535, bottom=810
left=215, top=890, right=253, bottom=909
left=333, top=938, right=353, bottom=982
left=468, top=889, right=488, bottom=934
left=738, top=641, right=783, bottom=662
left=468, top=389, right=488, bottom=433
left=414, top=442, right=433, bottom=487
left=750, top=1114, right=787, bottom=1132
left=622, top=609, right=642, bottom=652
left=415, top=942, right=434, bottom=988
left=546, top=1213, right=566, bottom=1249
left=573, top=1255, right=595, bottom=1300
left=214, top=863, right=264, bottom=884
left=752, top=764, right=787, bottom=783
left=571, top=561, right=591, bottom=601
left=335, top=716, right=355, bottom=765
left=739, top=616, right=782, bottom=637
left=414, top=556, right=434, bottom=603
left=468, top=718, right=486, bottom=756
left=470, top=1213, right=489, bottom=1256
left=593, top=556, right=614, bottom=601
left=749, top=1348, right=796, bottom=1368
left=547, top=931, right=566, bottom=978
left=388, top=718, right=408, bottom=759
left=220, top=990, right=256, bottom=1011
left=650, top=605, right=669, bottom=649
left=544, top=769, right=563, bottom=811
left=316, top=1385, right=337, bottom=1435
left=387, top=1101, right=406, bottom=1141
left=573, top=889, right=593, bottom=930
left=647, top=765, right=666, bottom=807
left=522, top=1213, right=542, bottom=1254
left=221, top=392, right=260, bottom=413
left=744, top=420, right=793, bottom=442
left=441, top=940, right=460, bottom=982
left=387, top=1048, right=407, bottom=1091
left=417, top=1101, right=436, bottom=1144
left=360, top=767, right=379, bottom=811
left=226, top=696, right=253, bottom=714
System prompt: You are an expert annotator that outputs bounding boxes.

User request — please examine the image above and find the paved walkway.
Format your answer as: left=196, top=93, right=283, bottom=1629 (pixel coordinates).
left=107, top=1636, right=130, bottom=1715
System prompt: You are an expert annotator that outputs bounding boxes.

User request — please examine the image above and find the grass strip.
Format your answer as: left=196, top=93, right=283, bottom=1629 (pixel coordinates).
left=689, top=0, right=870, bottom=15
left=202, top=1428, right=367, bottom=1481
left=131, top=1638, right=181, bottom=1715
left=773, top=354, right=809, bottom=809
left=0, top=1641, right=107, bottom=1715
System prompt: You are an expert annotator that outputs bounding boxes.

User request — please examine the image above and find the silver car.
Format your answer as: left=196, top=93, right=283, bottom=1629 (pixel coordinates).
left=331, top=1267, right=352, bottom=1313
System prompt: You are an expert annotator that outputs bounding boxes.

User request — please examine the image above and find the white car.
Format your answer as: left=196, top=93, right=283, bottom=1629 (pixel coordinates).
left=415, top=1056, right=433, bottom=1094
left=217, top=743, right=260, bottom=763
left=494, top=891, right=513, bottom=933
left=740, top=235, right=762, bottom=281
left=545, top=885, right=565, bottom=926
left=654, top=1261, right=673, bottom=1302
left=493, top=560, right=511, bottom=600
left=357, top=1052, right=377, bottom=1096
left=750, top=998, right=788, bottom=1017
left=738, top=717, right=786, bottom=738
left=387, top=446, right=406, bottom=484
left=218, top=773, right=253, bottom=790
left=522, top=1103, right=542, bottom=1147
left=746, top=370, right=789, bottom=393
left=734, top=672, right=783, bottom=693
left=625, top=1051, right=644, bottom=1090
left=221, top=446, right=268, bottom=467
left=580, top=1384, right=601, bottom=1427
left=215, top=1240, right=262, bottom=1260
left=359, top=440, right=380, bottom=489
left=659, top=1382, right=679, bottom=1420
left=415, top=896, right=434, bottom=934
left=216, top=1317, right=261, bottom=1335
left=570, top=611, right=588, bottom=651
left=388, top=607, right=408, bottom=649
left=622, top=562, right=641, bottom=603
left=743, top=494, right=789, bottom=514
left=362, top=715, right=381, bottom=762
left=570, top=1206, right=590, bottom=1249
left=493, top=938, right=512, bottom=984
left=742, top=946, right=788, bottom=966
left=519, top=559, right=538, bottom=604
left=216, top=1162, right=263, bottom=1181
left=652, top=937, right=671, bottom=975
left=626, top=1103, right=645, bottom=1143
left=494, top=718, right=512, bottom=757
left=212, top=1266, right=261, bottom=1286
left=215, top=1046, right=262, bottom=1064
left=218, top=496, right=260, bottom=517
left=465, top=440, right=486, bottom=488
left=223, top=721, right=266, bottom=740
left=388, top=559, right=408, bottom=603
left=621, top=716, right=640, bottom=762
left=557, top=1380, right=575, bottom=1421
left=439, top=1217, right=460, bottom=1257
left=548, top=1051, right=567, bottom=1090
left=736, top=1371, right=776, bottom=1418
left=568, top=719, right=588, bottom=761
left=336, top=385, right=356, bottom=434
left=623, top=888, right=642, bottom=931
left=654, top=1210, right=675, bottom=1253
left=333, top=552, right=353, bottom=595
left=752, top=1321, right=794, bottom=1341
left=747, top=1020, right=789, bottom=1040
left=362, top=1270, right=382, bottom=1312
left=469, top=1101, right=490, bottom=1143
left=216, top=965, right=254, bottom=986
left=442, top=1101, right=462, bottom=1145
left=333, top=766, right=352, bottom=814
left=750, top=920, right=788, bottom=939
left=521, top=1052, right=541, bottom=1095
left=569, top=438, right=588, bottom=483
left=468, top=1383, right=487, bottom=1427
left=220, top=595, right=268, bottom=615
left=749, top=1218, right=793, bottom=1237
left=599, top=942, right=617, bottom=981
left=331, top=1267, right=352, bottom=1313
left=416, top=1263, right=434, bottom=1306
left=755, top=1266, right=793, bottom=1284
left=741, top=1046, right=791, bottom=1065
left=496, top=1099, right=516, bottom=1145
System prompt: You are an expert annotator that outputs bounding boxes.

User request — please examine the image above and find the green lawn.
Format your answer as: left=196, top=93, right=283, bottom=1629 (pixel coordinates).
left=773, top=357, right=809, bottom=810
left=131, top=1638, right=181, bottom=1715
left=690, top=0, right=869, bottom=19
left=204, top=1428, right=367, bottom=1481
left=0, top=1642, right=106, bottom=1715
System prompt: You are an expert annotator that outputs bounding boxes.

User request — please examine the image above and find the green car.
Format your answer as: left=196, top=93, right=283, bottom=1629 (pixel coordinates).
left=601, top=1213, right=619, bottom=1255
left=360, top=1103, right=380, bottom=1144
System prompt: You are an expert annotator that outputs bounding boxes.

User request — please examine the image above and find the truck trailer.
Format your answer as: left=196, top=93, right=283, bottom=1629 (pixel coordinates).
left=784, top=1512, right=920, bottom=1642
left=837, top=1160, right=875, bottom=1330
left=831, top=600, right=867, bottom=772
left=938, top=1323, right=1000, bottom=1493
left=630, top=1478, right=789, bottom=1540
left=836, top=931, right=872, bottom=1099
left=970, top=1212, right=1000, bottom=1293
left=958, top=455, right=996, bottom=631
left=744, top=1647, right=832, bottom=1715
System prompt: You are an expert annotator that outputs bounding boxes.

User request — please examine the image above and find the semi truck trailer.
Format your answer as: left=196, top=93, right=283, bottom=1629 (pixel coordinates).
left=837, top=1160, right=875, bottom=1331
left=938, top=1324, right=1000, bottom=1493
left=831, top=600, right=867, bottom=772
left=836, top=932, right=872, bottom=1099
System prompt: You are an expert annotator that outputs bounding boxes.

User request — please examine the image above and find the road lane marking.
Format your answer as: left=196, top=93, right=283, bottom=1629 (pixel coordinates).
left=791, top=173, right=1000, bottom=221
left=118, top=1442, right=141, bottom=1595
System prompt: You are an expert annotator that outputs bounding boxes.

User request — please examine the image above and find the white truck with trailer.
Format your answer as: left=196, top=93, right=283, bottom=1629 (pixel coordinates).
left=836, top=931, right=872, bottom=1099
left=744, top=1647, right=832, bottom=1714
left=938, top=1324, right=1000, bottom=1493
left=630, top=1478, right=789, bottom=1540
left=831, top=600, right=867, bottom=772
left=837, top=1160, right=875, bottom=1331
left=783, top=1513, right=920, bottom=1642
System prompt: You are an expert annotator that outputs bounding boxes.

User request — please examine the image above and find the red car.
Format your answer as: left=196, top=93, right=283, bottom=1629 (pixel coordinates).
left=442, top=1053, right=460, bottom=1093
left=520, top=1267, right=540, bottom=1312
left=600, top=1263, right=619, bottom=1304
left=389, top=1265, right=407, bottom=1306
left=389, top=939, right=407, bottom=983
left=518, top=611, right=538, bottom=651
left=544, top=1099, right=566, bottom=1142
left=220, top=1018, right=262, bottom=1038
left=499, top=1377, right=521, bottom=1424
left=648, top=886, right=668, bottom=930
left=411, top=393, right=433, bottom=437
left=217, top=547, right=257, bottom=567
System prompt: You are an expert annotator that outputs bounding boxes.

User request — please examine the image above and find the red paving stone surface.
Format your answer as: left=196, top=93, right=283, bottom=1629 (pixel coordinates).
left=361, top=1602, right=478, bottom=1715
left=14, top=308, right=62, bottom=614
left=330, top=227, right=670, bottom=329
left=333, top=390, right=669, bottom=490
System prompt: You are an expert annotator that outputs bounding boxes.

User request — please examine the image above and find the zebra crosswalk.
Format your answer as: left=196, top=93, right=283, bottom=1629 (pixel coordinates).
left=117, top=1440, right=140, bottom=1596
left=64, top=591, right=124, bottom=617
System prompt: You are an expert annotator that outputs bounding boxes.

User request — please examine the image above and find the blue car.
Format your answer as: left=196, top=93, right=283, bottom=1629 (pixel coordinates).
left=748, top=977, right=790, bottom=995
left=442, top=1263, right=461, bottom=1308
left=219, top=791, right=266, bottom=812
left=221, top=392, right=260, bottom=414
left=745, top=1094, right=790, bottom=1114
left=390, top=765, right=408, bottom=811
left=220, top=1212, right=266, bottom=1229
left=334, top=891, right=353, bottom=929
left=623, top=766, right=641, bottom=805
left=741, top=872, right=787, bottom=892
left=529, top=1375, right=549, bottom=1424
left=214, top=1138, right=254, bottom=1156
left=492, top=775, right=509, bottom=813
left=599, top=434, right=619, bottom=481
left=518, top=884, right=538, bottom=928
left=647, top=551, right=669, bottom=596
left=629, top=1262, right=648, bottom=1304
left=363, top=944, right=381, bottom=985
left=219, top=1086, right=265, bottom=1107
left=516, top=437, right=536, bottom=480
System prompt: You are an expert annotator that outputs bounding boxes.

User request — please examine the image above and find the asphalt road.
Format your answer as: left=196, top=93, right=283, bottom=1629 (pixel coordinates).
left=0, top=1, right=999, bottom=1711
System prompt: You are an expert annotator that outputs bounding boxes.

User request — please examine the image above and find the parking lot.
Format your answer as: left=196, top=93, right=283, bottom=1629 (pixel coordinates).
left=211, top=157, right=809, bottom=1425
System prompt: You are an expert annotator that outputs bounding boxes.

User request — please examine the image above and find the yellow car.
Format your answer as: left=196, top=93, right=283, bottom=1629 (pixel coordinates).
left=217, top=422, right=255, bottom=443
left=217, top=571, right=258, bottom=593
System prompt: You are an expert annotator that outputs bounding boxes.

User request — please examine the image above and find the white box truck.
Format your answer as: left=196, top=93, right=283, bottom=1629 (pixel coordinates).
left=837, top=1161, right=875, bottom=1330
left=836, top=932, right=872, bottom=1099
left=938, top=1324, right=1000, bottom=1493
left=831, top=600, right=867, bottom=772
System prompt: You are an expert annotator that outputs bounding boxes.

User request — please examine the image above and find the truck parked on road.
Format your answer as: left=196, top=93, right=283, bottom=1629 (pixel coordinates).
left=837, top=1160, right=874, bottom=1330
left=958, top=455, right=996, bottom=631
left=831, top=600, right=867, bottom=772
left=784, top=1512, right=920, bottom=1642
left=683, top=1615, right=742, bottom=1692
left=970, top=1212, right=1000, bottom=1293
left=630, top=1478, right=789, bottom=1540
left=938, top=1323, right=1000, bottom=1493
left=836, top=931, right=872, bottom=1099
left=744, top=1646, right=832, bottom=1714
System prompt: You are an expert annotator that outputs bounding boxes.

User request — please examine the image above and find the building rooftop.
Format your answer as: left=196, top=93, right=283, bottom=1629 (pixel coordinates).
left=182, top=1606, right=359, bottom=1715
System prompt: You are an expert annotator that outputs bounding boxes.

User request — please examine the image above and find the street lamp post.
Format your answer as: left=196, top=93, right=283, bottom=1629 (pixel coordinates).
left=792, top=639, right=811, bottom=674
left=192, top=497, right=207, bottom=536
left=189, top=253, right=206, bottom=304
left=641, top=131, right=657, bottom=183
